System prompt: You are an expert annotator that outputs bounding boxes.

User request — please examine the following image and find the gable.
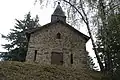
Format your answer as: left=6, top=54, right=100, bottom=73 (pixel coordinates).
left=26, top=21, right=90, bottom=42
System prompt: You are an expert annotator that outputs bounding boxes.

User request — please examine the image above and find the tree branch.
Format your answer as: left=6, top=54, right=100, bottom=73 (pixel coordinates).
left=63, top=0, right=104, bottom=71
left=63, top=0, right=87, bottom=24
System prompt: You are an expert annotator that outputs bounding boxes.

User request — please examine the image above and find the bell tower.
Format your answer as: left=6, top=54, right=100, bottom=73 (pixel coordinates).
left=51, top=2, right=66, bottom=22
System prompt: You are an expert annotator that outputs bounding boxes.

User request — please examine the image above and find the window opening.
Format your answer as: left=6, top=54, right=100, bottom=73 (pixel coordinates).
left=33, top=50, right=37, bottom=62
left=71, top=54, right=73, bottom=64
left=56, top=33, right=61, bottom=39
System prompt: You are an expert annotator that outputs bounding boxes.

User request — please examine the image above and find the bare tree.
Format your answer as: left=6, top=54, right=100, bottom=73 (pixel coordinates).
left=35, top=0, right=104, bottom=71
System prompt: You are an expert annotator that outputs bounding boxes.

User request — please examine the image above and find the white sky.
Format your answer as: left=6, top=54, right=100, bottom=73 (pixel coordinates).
left=0, top=0, right=53, bottom=52
left=0, top=0, right=99, bottom=69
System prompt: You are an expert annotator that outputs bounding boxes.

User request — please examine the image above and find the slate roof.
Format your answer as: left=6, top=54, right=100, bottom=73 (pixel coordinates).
left=52, top=2, right=65, bottom=17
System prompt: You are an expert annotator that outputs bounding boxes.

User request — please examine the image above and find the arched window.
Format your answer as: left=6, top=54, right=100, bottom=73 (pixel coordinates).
left=56, top=33, right=61, bottom=39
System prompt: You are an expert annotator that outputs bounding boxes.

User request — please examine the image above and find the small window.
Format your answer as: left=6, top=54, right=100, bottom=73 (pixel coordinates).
left=33, top=50, right=37, bottom=62
left=71, top=54, right=73, bottom=64
left=56, top=33, right=61, bottom=39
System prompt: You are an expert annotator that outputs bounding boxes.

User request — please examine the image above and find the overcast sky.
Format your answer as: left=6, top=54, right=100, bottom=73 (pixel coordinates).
left=0, top=0, right=99, bottom=69
left=0, top=0, right=89, bottom=51
left=0, top=0, right=94, bottom=56
left=0, top=0, right=54, bottom=52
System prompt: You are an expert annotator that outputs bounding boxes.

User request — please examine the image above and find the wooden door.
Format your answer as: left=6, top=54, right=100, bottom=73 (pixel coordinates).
left=51, top=52, right=63, bottom=65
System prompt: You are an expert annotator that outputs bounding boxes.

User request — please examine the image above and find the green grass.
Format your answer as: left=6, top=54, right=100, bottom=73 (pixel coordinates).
left=0, top=61, right=106, bottom=80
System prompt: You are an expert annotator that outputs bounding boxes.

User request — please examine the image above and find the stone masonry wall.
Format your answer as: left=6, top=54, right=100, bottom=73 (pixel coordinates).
left=26, top=22, right=88, bottom=69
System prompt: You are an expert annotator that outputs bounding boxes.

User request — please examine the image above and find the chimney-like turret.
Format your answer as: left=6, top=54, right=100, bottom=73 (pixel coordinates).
left=51, top=2, right=66, bottom=22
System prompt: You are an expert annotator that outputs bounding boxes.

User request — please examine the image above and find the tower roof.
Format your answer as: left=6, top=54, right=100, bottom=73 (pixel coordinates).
left=51, top=2, right=66, bottom=22
left=52, top=2, right=65, bottom=17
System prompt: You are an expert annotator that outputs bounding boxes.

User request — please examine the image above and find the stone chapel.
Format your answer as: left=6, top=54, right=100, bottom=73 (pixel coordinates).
left=26, top=3, right=90, bottom=68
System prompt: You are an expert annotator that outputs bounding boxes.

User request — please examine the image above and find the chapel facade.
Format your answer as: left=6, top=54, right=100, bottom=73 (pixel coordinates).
left=26, top=3, right=89, bottom=68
